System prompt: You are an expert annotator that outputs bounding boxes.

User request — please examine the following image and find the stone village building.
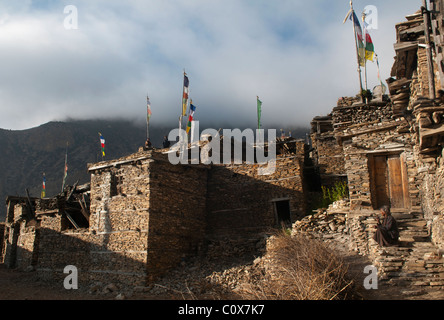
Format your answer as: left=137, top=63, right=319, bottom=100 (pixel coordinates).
left=2, top=2, right=444, bottom=292
left=0, top=138, right=307, bottom=287
left=310, top=3, right=444, bottom=247
left=306, top=3, right=444, bottom=289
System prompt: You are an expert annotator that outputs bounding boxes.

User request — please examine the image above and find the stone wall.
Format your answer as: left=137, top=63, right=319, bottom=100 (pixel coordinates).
left=206, top=154, right=306, bottom=238
left=15, top=222, right=39, bottom=270
left=417, top=150, right=444, bottom=249
left=332, top=99, right=394, bottom=133
left=146, top=156, right=208, bottom=281
left=310, top=132, right=346, bottom=188
left=341, top=119, right=419, bottom=210
left=10, top=150, right=211, bottom=288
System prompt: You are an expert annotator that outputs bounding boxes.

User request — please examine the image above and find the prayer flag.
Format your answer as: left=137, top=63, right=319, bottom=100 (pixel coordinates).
left=99, top=132, right=105, bottom=157
left=182, top=74, right=189, bottom=116
left=41, top=173, right=46, bottom=198
left=350, top=11, right=366, bottom=67
left=186, top=103, right=196, bottom=134
left=363, top=25, right=375, bottom=62
left=61, top=143, right=68, bottom=192
left=147, top=96, right=152, bottom=121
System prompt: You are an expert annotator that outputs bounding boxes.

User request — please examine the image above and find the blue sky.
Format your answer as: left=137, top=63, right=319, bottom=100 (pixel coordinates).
left=0, top=0, right=422, bottom=130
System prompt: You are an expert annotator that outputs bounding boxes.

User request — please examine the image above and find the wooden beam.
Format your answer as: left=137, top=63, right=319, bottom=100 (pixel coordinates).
left=420, top=125, right=444, bottom=138
left=422, top=1, right=436, bottom=99
left=394, top=41, right=418, bottom=52
left=78, top=195, right=90, bottom=221
left=64, top=211, right=80, bottom=230
left=66, top=181, right=79, bottom=202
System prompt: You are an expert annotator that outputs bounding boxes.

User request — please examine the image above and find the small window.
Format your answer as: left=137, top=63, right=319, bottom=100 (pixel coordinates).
left=274, top=200, right=291, bottom=227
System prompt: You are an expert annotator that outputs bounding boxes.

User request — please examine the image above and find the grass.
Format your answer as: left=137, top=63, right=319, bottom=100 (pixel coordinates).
left=235, top=231, right=355, bottom=300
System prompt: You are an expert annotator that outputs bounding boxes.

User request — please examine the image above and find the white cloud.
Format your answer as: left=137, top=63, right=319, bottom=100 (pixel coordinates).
left=0, top=0, right=422, bottom=130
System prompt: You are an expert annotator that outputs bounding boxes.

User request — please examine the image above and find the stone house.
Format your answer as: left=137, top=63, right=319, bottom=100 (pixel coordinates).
left=1, top=138, right=307, bottom=288
left=310, top=3, right=444, bottom=253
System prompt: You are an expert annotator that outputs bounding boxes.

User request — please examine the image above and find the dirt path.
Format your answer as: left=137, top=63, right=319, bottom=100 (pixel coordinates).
left=0, top=264, right=92, bottom=300
left=1, top=257, right=442, bottom=300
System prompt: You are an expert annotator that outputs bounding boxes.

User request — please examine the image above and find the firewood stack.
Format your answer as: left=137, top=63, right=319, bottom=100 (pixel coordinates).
left=387, top=78, right=412, bottom=115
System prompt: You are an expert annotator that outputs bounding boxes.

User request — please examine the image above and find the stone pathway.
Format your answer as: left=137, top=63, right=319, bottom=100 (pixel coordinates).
left=371, top=210, right=444, bottom=297
left=292, top=204, right=444, bottom=299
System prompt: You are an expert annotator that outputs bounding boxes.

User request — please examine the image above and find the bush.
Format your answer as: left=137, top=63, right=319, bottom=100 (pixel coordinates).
left=237, top=232, right=354, bottom=300
left=321, top=181, right=348, bottom=205
left=307, top=181, right=349, bottom=213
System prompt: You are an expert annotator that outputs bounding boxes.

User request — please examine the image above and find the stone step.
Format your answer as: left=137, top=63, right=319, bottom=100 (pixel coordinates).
left=398, top=220, right=427, bottom=228
left=399, top=235, right=430, bottom=243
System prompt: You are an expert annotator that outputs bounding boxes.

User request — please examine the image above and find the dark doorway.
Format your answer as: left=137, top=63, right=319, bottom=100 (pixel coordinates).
left=274, top=200, right=291, bottom=226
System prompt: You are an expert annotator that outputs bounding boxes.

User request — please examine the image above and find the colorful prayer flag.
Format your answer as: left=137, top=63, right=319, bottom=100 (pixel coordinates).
left=99, top=132, right=105, bottom=157
left=363, top=24, right=375, bottom=62
left=182, top=74, right=190, bottom=116
left=147, top=96, right=152, bottom=121
left=41, top=173, right=46, bottom=198
left=61, top=143, right=68, bottom=192
left=351, top=11, right=366, bottom=67
left=186, top=102, right=196, bottom=134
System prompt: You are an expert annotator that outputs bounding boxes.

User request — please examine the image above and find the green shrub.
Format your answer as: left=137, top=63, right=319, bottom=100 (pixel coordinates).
left=308, top=181, right=349, bottom=213
left=322, top=181, right=348, bottom=204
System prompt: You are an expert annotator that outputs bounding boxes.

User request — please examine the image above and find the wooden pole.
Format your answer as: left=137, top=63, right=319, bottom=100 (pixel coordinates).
left=350, top=1, right=364, bottom=99
left=362, top=11, right=368, bottom=91
left=422, top=0, right=436, bottom=99
left=146, top=95, right=150, bottom=141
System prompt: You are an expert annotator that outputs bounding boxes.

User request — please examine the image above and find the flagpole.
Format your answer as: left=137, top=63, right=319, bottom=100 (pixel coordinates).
left=375, top=54, right=387, bottom=94
left=146, top=95, right=150, bottom=141
left=257, top=96, right=259, bottom=130
left=362, top=11, right=368, bottom=91
left=349, top=1, right=364, bottom=98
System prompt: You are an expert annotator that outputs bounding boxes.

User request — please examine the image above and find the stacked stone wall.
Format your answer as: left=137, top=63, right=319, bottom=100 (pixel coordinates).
left=207, top=154, right=305, bottom=238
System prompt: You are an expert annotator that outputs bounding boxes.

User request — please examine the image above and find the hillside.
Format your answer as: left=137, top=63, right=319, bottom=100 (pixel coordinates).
left=0, top=120, right=309, bottom=220
left=0, top=119, right=153, bottom=220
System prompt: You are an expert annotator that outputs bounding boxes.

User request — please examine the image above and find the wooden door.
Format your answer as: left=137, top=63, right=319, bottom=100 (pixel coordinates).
left=370, top=154, right=409, bottom=209
left=387, top=156, right=405, bottom=208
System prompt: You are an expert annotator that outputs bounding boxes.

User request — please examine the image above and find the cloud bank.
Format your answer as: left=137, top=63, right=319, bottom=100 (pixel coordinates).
left=0, top=0, right=421, bottom=130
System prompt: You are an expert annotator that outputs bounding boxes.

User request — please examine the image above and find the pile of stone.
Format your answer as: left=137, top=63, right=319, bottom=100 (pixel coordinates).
left=291, top=200, right=351, bottom=253
left=387, top=78, right=411, bottom=115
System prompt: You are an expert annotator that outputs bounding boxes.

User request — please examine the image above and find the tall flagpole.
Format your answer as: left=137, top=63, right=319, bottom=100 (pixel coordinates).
left=362, top=11, right=368, bottom=91
left=349, top=1, right=364, bottom=97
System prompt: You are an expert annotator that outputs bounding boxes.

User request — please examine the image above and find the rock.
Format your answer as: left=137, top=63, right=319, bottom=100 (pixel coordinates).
left=24, top=265, right=35, bottom=272
left=89, top=283, right=102, bottom=294
left=103, top=283, right=118, bottom=293
left=115, top=293, right=126, bottom=300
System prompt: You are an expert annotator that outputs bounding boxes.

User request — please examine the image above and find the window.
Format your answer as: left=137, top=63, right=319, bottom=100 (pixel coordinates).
left=273, top=199, right=291, bottom=227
